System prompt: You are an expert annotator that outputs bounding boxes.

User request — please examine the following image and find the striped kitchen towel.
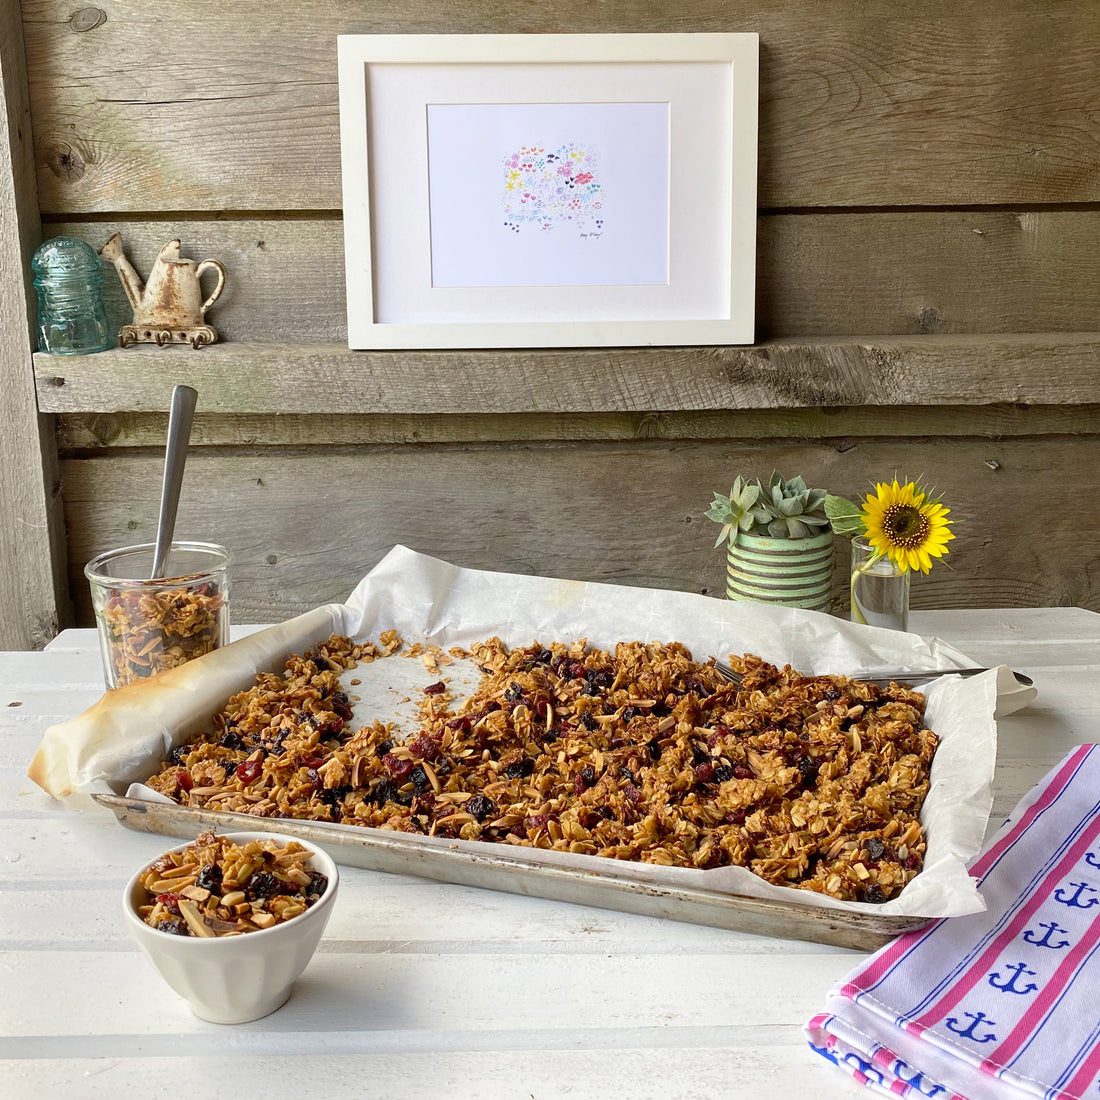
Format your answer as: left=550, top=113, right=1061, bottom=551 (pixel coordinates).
left=806, top=744, right=1100, bottom=1100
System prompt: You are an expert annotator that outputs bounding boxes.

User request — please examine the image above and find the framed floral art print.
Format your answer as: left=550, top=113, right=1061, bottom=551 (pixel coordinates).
left=337, top=33, right=759, bottom=349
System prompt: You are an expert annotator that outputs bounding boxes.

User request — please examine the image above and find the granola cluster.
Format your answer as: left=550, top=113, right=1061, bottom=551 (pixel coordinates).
left=145, top=633, right=938, bottom=904
left=96, top=578, right=225, bottom=687
left=135, top=831, right=329, bottom=937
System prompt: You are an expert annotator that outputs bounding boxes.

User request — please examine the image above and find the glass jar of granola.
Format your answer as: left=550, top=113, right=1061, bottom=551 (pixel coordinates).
left=85, top=541, right=230, bottom=689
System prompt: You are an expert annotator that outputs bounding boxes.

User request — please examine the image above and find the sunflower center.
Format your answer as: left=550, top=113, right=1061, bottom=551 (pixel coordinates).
left=881, top=503, right=930, bottom=548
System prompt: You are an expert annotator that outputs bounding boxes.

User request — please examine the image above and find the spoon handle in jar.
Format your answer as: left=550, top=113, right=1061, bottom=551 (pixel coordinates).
left=151, top=385, right=198, bottom=579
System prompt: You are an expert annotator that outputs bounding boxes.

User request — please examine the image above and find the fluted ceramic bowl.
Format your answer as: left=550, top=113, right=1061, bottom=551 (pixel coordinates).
left=123, top=830, right=338, bottom=1023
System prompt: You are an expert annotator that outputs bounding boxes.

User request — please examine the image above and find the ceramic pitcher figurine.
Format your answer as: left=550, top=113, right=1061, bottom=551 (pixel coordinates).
left=100, top=233, right=226, bottom=348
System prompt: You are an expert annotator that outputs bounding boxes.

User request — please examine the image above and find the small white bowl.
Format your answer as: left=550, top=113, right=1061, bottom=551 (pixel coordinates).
left=123, top=830, right=339, bottom=1024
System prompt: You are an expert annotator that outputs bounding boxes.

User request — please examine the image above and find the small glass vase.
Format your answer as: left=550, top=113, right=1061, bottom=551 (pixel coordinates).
left=850, top=536, right=910, bottom=630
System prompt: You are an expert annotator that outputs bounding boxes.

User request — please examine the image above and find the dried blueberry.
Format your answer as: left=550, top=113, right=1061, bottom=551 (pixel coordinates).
left=713, top=764, right=734, bottom=783
left=305, top=870, right=329, bottom=900
left=580, top=765, right=597, bottom=788
left=535, top=648, right=553, bottom=665
left=167, top=744, right=189, bottom=766
left=331, top=691, right=354, bottom=720
left=218, top=730, right=243, bottom=750
left=580, top=713, right=597, bottom=731
left=504, top=758, right=534, bottom=780
left=647, top=738, right=662, bottom=762
left=245, top=871, right=283, bottom=900
left=690, top=743, right=709, bottom=765
left=824, top=688, right=841, bottom=701
left=409, top=765, right=430, bottom=794
left=798, top=756, right=820, bottom=786
left=195, top=864, right=223, bottom=892
left=504, top=682, right=524, bottom=702
left=598, top=805, right=615, bottom=820
left=862, top=884, right=886, bottom=904
left=376, top=739, right=393, bottom=758
left=374, top=779, right=398, bottom=805
left=867, top=837, right=886, bottom=861
left=467, top=794, right=496, bottom=822
left=156, top=918, right=189, bottom=936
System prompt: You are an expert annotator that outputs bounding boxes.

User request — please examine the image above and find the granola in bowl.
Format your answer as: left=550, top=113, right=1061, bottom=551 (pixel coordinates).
left=145, top=633, right=937, bottom=904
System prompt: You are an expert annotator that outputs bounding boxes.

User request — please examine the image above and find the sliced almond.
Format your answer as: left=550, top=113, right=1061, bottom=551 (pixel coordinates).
left=177, top=898, right=215, bottom=937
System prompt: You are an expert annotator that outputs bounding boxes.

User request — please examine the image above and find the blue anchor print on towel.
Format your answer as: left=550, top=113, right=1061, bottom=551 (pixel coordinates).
left=1023, top=920, right=1072, bottom=949
left=842, top=1051, right=885, bottom=1087
left=1084, top=850, right=1100, bottom=870
left=892, top=1060, right=947, bottom=1097
left=988, top=962, right=1040, bottom=995
left=1054, top=881, right=1100, bottom=909
left=945, top=1011, right=998, bottom=1043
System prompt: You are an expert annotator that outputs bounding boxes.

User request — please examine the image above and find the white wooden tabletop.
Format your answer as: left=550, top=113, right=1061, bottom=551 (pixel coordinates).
left=3, top=610, right=1098, bottom=1100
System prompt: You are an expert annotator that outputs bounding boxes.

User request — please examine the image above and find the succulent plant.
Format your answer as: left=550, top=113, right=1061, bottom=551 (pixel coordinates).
left=705, top=471, right=833, bottom=542
left=755, top=472, right=830, bottom=539
left=704, top=476, right=765, bottom=548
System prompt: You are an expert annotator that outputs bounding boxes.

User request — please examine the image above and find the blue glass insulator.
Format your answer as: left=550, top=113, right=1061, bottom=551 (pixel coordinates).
left=31, top=236, right=114, bottom=355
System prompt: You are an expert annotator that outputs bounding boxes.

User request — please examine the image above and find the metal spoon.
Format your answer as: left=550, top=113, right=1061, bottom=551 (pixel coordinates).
left=150, top=384, right=198, bottom=579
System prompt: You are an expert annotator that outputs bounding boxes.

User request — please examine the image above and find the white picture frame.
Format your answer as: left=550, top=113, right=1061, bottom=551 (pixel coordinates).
left=337, top=33, right=759, bottom=349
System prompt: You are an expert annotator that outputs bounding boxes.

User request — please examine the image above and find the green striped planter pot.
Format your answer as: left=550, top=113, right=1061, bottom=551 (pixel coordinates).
left=725, top=530, right=835, bottom=612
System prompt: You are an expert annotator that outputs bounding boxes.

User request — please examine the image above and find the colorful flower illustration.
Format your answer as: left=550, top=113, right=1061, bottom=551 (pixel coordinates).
left=502, top=142, right=604, bottom=234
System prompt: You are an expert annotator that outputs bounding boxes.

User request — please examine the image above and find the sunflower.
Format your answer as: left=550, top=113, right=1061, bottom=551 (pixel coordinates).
left=861, top=479, right=955, bottom=573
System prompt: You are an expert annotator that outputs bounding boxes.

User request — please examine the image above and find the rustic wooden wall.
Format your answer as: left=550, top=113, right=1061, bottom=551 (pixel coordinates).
left=5, top=0, right=1099, bottom=641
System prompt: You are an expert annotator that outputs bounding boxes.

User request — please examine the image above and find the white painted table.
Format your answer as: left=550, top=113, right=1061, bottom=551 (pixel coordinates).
left=3, top=611, right=1098, bottom=1099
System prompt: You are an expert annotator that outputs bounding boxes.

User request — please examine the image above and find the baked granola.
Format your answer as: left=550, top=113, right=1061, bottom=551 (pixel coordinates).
left=145, top=633, right=938, bottom=904
left=135, top=830, right=329, bottom=936
left=96, top=577, right=225, bottom=687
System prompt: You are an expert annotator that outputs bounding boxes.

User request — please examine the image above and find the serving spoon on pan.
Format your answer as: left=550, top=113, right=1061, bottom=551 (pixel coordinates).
left=150, top=384, right=198, bottom=579
left=712, top=660, right=1033, bottom=691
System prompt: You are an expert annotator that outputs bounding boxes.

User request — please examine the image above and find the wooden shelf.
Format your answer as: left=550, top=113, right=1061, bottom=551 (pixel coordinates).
left=34, top=333, right=1100, bottom=416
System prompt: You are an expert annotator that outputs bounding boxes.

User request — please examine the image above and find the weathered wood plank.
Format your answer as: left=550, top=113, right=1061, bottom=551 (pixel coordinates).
left=54, top=404, right=1100, bottom=451
left=60, top=437, right=1100, bottom=625
left=23, top=0, right=1100, bottom=212
left=44, top=210, right=1100, bottom=343
left=0, top=2, right=68, bottom=649
left=32, top=335, right=1100, bottom=415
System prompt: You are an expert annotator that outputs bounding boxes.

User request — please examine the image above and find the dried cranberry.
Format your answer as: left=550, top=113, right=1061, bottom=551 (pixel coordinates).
left=733, top=765, right=753, bottom=780
left=904, top=853, right=922, bottom=870
left=409, top=735, right=439, bottom=761
left=300, top=753, right=325, bottom=769
left=532, top=697, right=550, bottom=718
left=568, top=661, right=586, bottom=680
left=245, top=871, right=283, bottom=900
left=424, top=681, right=446, bottom=695
left=866, top=837, right=886, bottom=861
left=445, top=717, right=471, bottom=732
left=623, top=784, right=643, bottom=805
left=713, top=764, right=734, bottom=783
left=725, top=809, right=747, bottom=825
left=525, top=812, right=554, bottom=830
left=467, top=794, right=496, bottom=822
left=315, top=716, right=344, bottom=737
left=647, top=738, right=662, bottom=762
left=305, top=767, right=322, bottom=791
left=376, top=739, right=393, bottom=757
left=176, top=769, right=194, bottom=792
left=695, top=763, right=715, bottom=784
left=235, top=759, right=262, bottom=784
left=155, top=892, right=181, bottom=914
left=573, top=773, right=587, bottom=795
left=383, top=753, right=415, bottom=780
left=195, top=864, right=223, bottom=892
left=156, top=918, right=188, bottom=936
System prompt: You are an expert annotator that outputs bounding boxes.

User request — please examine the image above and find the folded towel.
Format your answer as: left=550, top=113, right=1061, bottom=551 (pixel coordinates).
left=806, top=744, right=1100, bottom=1099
